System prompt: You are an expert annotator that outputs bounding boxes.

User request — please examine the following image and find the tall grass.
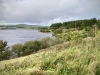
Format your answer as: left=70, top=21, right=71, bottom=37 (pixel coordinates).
left=0, top=32, right=100, bottom=75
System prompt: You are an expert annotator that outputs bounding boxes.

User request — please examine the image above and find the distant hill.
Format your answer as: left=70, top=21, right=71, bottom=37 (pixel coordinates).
left=0, top=24, right=49, bottom=30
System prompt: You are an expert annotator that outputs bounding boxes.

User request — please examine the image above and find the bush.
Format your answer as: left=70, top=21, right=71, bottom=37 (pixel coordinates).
left=40, top=37, right=53, bottom=48
left=22, top=40, right=42, bottom=55
left=39, top=29, right=50, bottom=33
left=54, top=29, right=62, bottom=34
left=11, top=44, right=23, bottom=57
left=0, top=40, right=10, bottom=60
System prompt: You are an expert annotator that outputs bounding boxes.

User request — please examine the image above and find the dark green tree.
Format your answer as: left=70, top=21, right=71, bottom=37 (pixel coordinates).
left=11, top=44, right=23, bottom=57
left=50, top=23, right=62, bottom=29
left=0, top=40, right=10, bottom=60
left=22, top=40, right=42, bottom=56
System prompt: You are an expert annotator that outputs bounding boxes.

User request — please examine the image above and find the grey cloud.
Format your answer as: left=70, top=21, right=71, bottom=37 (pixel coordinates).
left=0, top=0, right=100, bottom=25
left=0, top=0, right=5, bottom=20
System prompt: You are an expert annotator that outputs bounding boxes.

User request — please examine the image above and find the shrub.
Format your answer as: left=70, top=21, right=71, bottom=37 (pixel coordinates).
left=39, top=29, right=50, bottom=33
left=40, top=37, right=53, bottom=48
left=23, top=40, right=41, bottom=55
left=11, top=44, right=23, bottom=57
left=54, top=29, right=62, bottom=34
left=0, top=40, right=10, bottom=60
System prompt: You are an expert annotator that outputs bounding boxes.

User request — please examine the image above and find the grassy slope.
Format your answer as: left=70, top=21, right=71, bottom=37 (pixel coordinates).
left=0, top=33, right=100, bottom=75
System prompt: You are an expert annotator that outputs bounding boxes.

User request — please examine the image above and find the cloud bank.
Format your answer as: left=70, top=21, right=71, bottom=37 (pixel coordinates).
left=0, top=0, right=100, bottom=25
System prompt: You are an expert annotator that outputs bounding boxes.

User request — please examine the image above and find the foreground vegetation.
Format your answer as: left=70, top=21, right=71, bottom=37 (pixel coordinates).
left=0, top=31, right=100, bottom=75
left=0, top=37, right=63, bottom=60
left=0, top=18, right=100, bottom=75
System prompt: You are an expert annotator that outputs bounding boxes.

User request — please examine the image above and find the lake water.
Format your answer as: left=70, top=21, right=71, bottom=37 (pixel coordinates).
left=0, top=30, right=52, bottom=46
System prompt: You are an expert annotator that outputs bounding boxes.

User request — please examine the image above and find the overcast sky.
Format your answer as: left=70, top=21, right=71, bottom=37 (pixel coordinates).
left=0, top=0, right=100, bottom=26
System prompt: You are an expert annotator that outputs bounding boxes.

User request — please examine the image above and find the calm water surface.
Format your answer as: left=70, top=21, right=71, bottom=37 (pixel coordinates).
left=0, top=30, right=52, bottom=46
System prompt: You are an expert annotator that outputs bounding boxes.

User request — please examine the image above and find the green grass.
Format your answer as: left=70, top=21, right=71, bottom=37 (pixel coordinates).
left=0, top=32, right=100, bottom=75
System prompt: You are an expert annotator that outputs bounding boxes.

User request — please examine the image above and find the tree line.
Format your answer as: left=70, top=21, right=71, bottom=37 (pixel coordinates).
left=50, top=18, right=100, bottom=37
left=50, top=18, right=100, bottom=29
left=0, top=37, right=63, bottom=61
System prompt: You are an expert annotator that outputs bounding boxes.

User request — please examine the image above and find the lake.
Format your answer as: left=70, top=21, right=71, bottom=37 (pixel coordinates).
left=0, top=30, right=52, bottom=46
